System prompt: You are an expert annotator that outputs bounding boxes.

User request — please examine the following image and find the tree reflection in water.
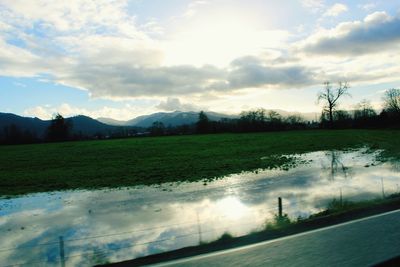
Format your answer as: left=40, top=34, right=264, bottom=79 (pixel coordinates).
left=324, top=150, right=351, bottom=180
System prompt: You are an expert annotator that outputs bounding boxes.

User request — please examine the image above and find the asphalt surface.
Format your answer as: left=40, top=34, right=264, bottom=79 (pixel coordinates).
left=152, top=210, right=400, bottom=267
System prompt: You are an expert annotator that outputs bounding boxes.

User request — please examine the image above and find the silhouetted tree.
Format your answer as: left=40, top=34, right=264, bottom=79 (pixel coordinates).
left=46, top=113, right=71, bottom=142
left=285, top=115, right=306, bottom=129
left=333, top=110, right=352, bottom=128
left=352, top=100, right=377, bottom=128
left=196, top=111, right=210, bottom=134
left=285, top=115, right=304, bottom=125
left=268, top=111, right=281, bottom=122
left=149, top=121, right=165, bottom=136
left=383, top=88, right=400, bottom=113
left=381, top=88, right=400, bottom=128
left=239, top=109, right=268, bottom=132
left=267, top=110, right=283, bottom=130
left=318, top=81, right=350, bottom=127
left=354, top=100, right=376, bottom=119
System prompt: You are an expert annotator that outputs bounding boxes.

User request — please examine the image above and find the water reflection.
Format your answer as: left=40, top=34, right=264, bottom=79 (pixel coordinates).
left=326, top=150, right=349, bottom=180
left=215, top=196, right=250, bottom=220
left=0, top=148, right=399, bottom=266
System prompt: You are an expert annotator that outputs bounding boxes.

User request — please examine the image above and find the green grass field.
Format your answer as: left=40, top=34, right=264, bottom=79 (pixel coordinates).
left=1, top=129, right=399, bottom=196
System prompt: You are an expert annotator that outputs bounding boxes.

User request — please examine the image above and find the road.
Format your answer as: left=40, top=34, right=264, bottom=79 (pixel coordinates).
left=152, top=210, right=400, bottom=267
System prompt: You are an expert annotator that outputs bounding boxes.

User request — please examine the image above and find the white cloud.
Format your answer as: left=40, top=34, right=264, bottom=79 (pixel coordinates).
left=0, top=0, right=141, bottom=36
left=24, top=103, right=158, bottom=120
left=0, top=0, right=309, bottom=100
left=139, top=19, right=164, bottom=36
left=163, top=14, right=290, bottom=67
left=156, top=98, right=202, bottom=112
left=13, top=82, right=26, bottom=87
left=183, top=1, right=208, bottom=18
left=24, top=106, right=53, bottom=119
left=1, top=0, right=400, bottom=108
left=323, top=3, right=348, bottom=17
left=359, top=3, right=377, bottom=12
left=301, top=0, right=325, bottom=12
left=0, top=38, right=47, bottom=77
left=56, top=35, right=164, bottom=67
left=24, top=99, right=208, bottom=120
left=0, top=0, right=154, bottom=77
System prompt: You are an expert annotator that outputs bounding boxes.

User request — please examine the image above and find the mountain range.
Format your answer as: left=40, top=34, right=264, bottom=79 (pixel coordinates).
left=98, top=111, right=237, bottom=127
left=98, top=110, right=319, bottom=127
left=0, top=110, right=318, bottom=138
left=0, top=113, right=131, bottom=138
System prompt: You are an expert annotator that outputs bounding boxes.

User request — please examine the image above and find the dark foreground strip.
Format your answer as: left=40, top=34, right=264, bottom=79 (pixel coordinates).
left=99, top=199, right=400, bottom=267
left=373, top=255, right=400, bottom=267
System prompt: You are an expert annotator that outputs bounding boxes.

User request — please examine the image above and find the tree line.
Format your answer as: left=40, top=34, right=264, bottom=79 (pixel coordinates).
left=148, top=84, right=399, bottom=136
left=317, top=83, right=399, bottom=129
left=1, top=85, right=399, bottom=144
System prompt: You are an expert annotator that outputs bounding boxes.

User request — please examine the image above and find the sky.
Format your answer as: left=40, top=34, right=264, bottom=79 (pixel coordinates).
left=0, top=0, right=399, bottom=120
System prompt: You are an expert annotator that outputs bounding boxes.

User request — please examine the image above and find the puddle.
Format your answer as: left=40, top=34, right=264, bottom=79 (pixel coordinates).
left=0, top=148, right=399, bottom=266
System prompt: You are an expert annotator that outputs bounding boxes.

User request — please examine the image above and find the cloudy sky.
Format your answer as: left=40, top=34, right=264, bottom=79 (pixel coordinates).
left=0, top=0, right=399, bottom=120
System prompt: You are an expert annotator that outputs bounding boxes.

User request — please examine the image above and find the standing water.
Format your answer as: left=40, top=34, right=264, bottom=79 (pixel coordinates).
left=0, top=148, right=399, bottom=266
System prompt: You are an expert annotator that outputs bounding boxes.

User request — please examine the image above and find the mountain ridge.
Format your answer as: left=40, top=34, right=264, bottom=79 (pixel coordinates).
left=0, top=109, right=319, bottom=139
left=98, top=110, right=318, bottom=127
left=0, top=113, right=135, bottom=138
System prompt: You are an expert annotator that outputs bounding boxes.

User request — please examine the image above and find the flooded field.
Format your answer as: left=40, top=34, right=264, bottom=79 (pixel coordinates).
left=0, top=148, right=399, bottom=266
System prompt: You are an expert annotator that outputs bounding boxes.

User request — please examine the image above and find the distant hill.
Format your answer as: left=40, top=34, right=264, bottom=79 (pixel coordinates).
left=66, top=115, right=128, bottom=136
left=1, top=109, right=319, bottom=141
left=0, top=113, right=136, bottom=139
left=98, top=110, right=318, bottom=128
left=97, top=117, right=128, bottom=126
left=0, top=113, right=49, bottom=137
left=125, top=111, right=237, bottom=128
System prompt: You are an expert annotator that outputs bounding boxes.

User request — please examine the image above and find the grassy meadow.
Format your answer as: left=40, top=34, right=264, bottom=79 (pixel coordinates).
left=1, top=129, right=399, bottom=196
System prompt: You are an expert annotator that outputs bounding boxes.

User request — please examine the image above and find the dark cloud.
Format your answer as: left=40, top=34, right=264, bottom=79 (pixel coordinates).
left=301, top=12, right=400, bottom=55
left=227, top=56, right=316, bottom=89
left=58, top=63, right=227, bottom=98
left=56, top=56, right=317, bottom=98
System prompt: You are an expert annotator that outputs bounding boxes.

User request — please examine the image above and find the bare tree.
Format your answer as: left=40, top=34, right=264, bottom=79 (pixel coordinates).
left=383, top=88, right=400, bottom=113
left=318, top=81, right=350, bottom=127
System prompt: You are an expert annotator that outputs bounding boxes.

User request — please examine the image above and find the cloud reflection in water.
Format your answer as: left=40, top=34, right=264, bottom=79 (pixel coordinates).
left=0, top=148, right=398, bottom=266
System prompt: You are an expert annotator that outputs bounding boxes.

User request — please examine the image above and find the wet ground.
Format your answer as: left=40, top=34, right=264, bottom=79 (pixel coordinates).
left=0, top=148, right=399, bottom=266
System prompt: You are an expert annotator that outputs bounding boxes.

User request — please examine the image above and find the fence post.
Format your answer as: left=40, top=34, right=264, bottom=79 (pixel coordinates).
left=340, top=188, right=343, bottom=206
left=278, top=197, right=283, bottom=218
left=196, top=212, right=202, bottom=244
left=381, top=178, right=385, bottom=198
left=59, top=236, right=65, bottom=267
